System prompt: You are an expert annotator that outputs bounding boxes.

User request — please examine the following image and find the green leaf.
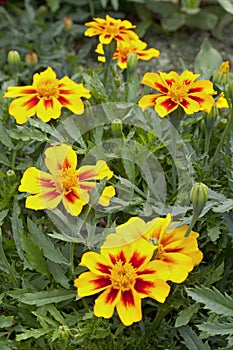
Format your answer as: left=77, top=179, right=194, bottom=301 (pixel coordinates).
left=18, top=289, right=75, bottom=306
left=213, top=199, right=233, bottom=213
left=198, top=321, right=233, bottom=336
left=0, top=209, right=8, bottom=226
left=27, top=218, right=69, bottom=266
left=46, top=0, right=60, bottom=12
left=0, top=315, right=14, bottom=328
left=0, top=121, right=14, bottom=149
left=218, top=0, right=233, bottom=14
left=208, top=226, right=221, bottom=242
left=47, top=260, right=70, bottom=289
left=161, top=12, right=186, bottom=31
left=16, top=328, right=50, bottom=341
left=194, top=38, right=222, bottom=79
left=178, top=325, right=210, bottom=350
left=186, top=286, right=233, bottom=317
left=175, top=303, right=200, bottom=327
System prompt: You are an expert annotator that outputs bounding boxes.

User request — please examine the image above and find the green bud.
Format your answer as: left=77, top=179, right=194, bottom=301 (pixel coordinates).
left=126, top=53, right=138, bottom=72
left=103, top=39, right=117, bottom=64
left=204, top=103, right=218, bottom=130
left=111, top=118, right=123, bottom=137
left=7, top=50, right=20, bottom=66
left=190, top=182, right=209, bottom=217
left=58, top=325, right=70, bottom=340
left=227, top=80, right=233, bottom=106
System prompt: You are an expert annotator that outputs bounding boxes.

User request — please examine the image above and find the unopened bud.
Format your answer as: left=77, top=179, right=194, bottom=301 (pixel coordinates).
left=111, top=119, right=123, bottom=137
left=127, top=53, right=138, bottom=72
left=58, top=325, right=70, bottom=340
left=103, top=39, right=117, bottom=64
left=213, top=61, right=230, bottom=88
left=25, top=52, right=38, bottom=67
left=190, top=182, right=209, bottom=217
left=204, top=103, right=218, bottom=130
left=227, top=80, right=233, bottom=106
left=64, top=17, right=73, bottom=31
left=8, top=50, right=20, bottom=66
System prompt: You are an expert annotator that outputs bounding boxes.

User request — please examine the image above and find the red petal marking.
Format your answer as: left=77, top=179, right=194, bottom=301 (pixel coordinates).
left=121, top=289, right=134, bottom=307
left=165, top=79, right=175, bottom=86
left=188, top=87, right=203, bottom=93
left=121, top=57, right=127, bottom=63
left=161, top=98, right=177, bottom=111
left=165, top=247, right=182, bottom=253
left=137, top=53, right=147, bottom=57
left=134, top=278, right=154, bottom=294
left=63, top=158, right=72, bottom=169
left=39, top=178, right=56, bottom=189
left=22, top=96, right=39, bottom=110
left=115, top=35, right=124, bottom=41
left=137, top=268, right=156, bottom=276
left=58, top=89, right=73, bottom=95
left=22, top=88, right=37, bottom=94
left=189, top=95, right=205, bottom=104
left=129, top=251, right=146, bottom=269
left=180, top=99, right=190, bottom=108
left=96, top=262, right=111, bottom=274
left=57, top=96, right=70, bottom=107
left=78, top=170, right=96, bottom=181
left=79, top=183, right=94, bottom=191
left=93, top=276, right=111, bottom=290
left=184, top=79, right=192, bottom=85
left=43, top=190, right=60, bottom=200
left=64, top=189, right=80, bottom=203
left=106, top=288, right=119, bottom=303
left=109, top=251, right=126, bottom=264
left=44, top=99, right=54, bottom=109
left=154, top=83, right=168, bottom=93
left=119, top=26, right=126, bottom=30
left=104, top=34, right=111, bottom=39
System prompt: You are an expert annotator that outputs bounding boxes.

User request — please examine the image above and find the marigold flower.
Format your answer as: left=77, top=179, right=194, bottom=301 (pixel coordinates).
left=138, top=70, right=216, bottom=117
left=4, top=66, right=91, bottom=124
left=84, top=15, right=139, bottom=45
left=103, top=214, right=203, bottom=284
left=216, top=92, right=229, bottom=109
left=18, top=144, right=115, bottom=216
left=74, top=237, right=170, bottom=326
left=95, top=39, right=160, bottom=70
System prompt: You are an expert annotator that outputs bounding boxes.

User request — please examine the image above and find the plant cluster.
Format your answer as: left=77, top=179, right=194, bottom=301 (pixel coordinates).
left=0, top=2, right=233, bottom=350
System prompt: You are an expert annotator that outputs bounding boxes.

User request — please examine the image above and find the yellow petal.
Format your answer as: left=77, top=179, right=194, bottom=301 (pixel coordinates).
left=75, top=271, right=111, bottom=297
left=159, top=252, right=194, bottom=283
left=62, top=187, right=89, bottom=216
left=8, top=95, right=39, bottom=124
left=18, top=167, right=52, bottom=194
left=154, top=96, right=178, bottom=117
left=138, top=94, right=162, bottom=111
left=36, top=97, right=62, bottom=122
left=45, top=144, right=77, bottom=176
left=116, top=289, right=142, bottom=326
left=79, top=251, right=112, bottom=275
left=98, top=186, right=115, bottom=206
left=78, top=160, right=113, bottom=181
left=4, top=85, right=36, bottom=98
left=94, top=287, right=120, bottom=319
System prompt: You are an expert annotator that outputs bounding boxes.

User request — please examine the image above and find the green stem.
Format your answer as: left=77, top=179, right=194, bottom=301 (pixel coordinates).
left=204, top=128, right=211, bottom=156
left=184, top=214, right=198, bottom=237
left=70, top=242, right=75, bottom=275
left=103, top=62, right=111, bottom=87
left=207, top=109, right=233, bottom=174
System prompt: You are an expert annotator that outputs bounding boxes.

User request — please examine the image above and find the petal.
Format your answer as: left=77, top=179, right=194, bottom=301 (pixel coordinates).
left=158, top=252, right=194, bottom=283
left=18, top=167, right=50, bottom=194
left=141, top=72, right=169, bottom=92
left=216, top=94, right=229, bottom=109
left=62, top=187, right=89, bottom=216
left=99, top=33, right=113, bottom=44
left=98, top=186, right=115, bottom=206
left=179, top=70, right=200, bottom=84
left=8, top=95, right=39, bottom=124
left=188, top=93, right=215, bottom=112
left=144, top=214, right=171, bottom=241
left=134, top=276, right=170, bottom=303
left=79, top=251, right=112, bottom=275
left=94, top=287, right=120, bottom=319
left=116, top=289, right=142, bottom=326
left=136, top=48, right=160, bottom=61
left=155, top=96, right=178, bottom=117
left=45, top=144, right=77, bottom=175
left=128, top=237, right=156, bottom=269
left=36, top=97, right=62, bottom=122
left=33, top=66, right=57, bottom=85
left=78, top=160, right=113, bottom=181
left=137, top=260, right=170, bottom=280
left=179, top=96, right=204, bottom=114
left=74, top=271, right=111, bottom=296
left=25, top=194, right=46, bottom=210
left=138, top=94, right=163, bottom=111
left=4, top=85, right=37, bottom=97
left=26, top=191, right=62, bottom=210
left=188, top=79, right=216, bottom=94
left=116, top=217, right=152, bottom=243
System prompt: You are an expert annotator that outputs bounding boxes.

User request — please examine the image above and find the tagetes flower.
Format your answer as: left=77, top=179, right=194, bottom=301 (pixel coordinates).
left=74, top=238, right=170, bottom=326
left=95, top=39, right=160, bottom=69
left=18, top=144, right=115, bottom=216
left=104, top=214, right=203, bottom=284
left=216, top=92, right=229, bottom=109
left=138, top=70, right=216, bottom=117
left=4, top=67, right=91, bottom=124
left=84, top=15, right=138, bottom=45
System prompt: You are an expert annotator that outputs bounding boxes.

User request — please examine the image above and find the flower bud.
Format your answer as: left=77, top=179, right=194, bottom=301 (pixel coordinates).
left=204, top=102, right=218, bottom=130
left=212, top=61, right=230, bottom=87
left=25, top=52, right=38, bottom=67
left=7, top=50, right=20, bottom=66
left=64, top=17, right=73, bottom=31
left=103, top=39, right=117, bottom=64
left=190, top=182, right=209, bottom=217
left=58, top=325, right=70, bottom=340
left=111, top=118, right=123, bottom=137
left=126, top=53, right=138, bottom=72
left=227, top=80, right=233, bottom=106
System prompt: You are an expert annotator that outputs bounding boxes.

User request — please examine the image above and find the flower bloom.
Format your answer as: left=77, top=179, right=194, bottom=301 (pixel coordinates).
left=84, top=15, right=139, bottom=45
left=18, top=144, right=115, bottom=216
left=4, top=67, right=91, bottom=124
left=138, top=70, right=216, bottom=117
left=216, top=92, right=229, bottom=109
left=95, top=39, right=160, bottom=70
left=74, top=237, right=170, bottom=326
left=103, top=214, right=203, bottom=283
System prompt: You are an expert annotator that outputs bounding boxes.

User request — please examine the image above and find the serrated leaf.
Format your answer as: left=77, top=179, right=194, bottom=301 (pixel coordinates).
left=175, top=303, right=200, bottom=327
left=208, top=226, right=221, bottom=242
left=0, top=121, right=14, bottom=148
left=186, top=286, right=233, bottom=317
left=16, top=328, right=50, bottom=341
left=47, top=260, right=70, bottom=289
left=213, top=199, right=233, bottom=213
left=194, top=38, right=222, bottom=79
left=198, top=321, right=233, bottom=336
left=178, top=325, right=210, bottom=350
left=0, top=209, right=8, bottom=226
left=27, top=218, right=69, bottom=266
left=18, top=289, right=75, bottom=306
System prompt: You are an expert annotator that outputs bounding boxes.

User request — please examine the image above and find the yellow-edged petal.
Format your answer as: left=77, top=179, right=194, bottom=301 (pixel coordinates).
left=116, top=289, right=142, bottom=326
left=36, top=97, right=61, bottom=122
left=94, top=287, right=120, bottom=319
left=8, top=95, right=39, bottom=124
left=79, top=251, right=112, bottom=275
left=98, top=185, right=115, bottom=206
left=62, top=187, right=89, bottom=216
left=45, top=144, right=77, bottom=175
left=75, top=271, right=111, bottom=296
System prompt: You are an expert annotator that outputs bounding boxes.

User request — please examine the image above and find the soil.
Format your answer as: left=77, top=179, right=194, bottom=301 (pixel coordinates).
left=138, top=21, right=233, bottom=73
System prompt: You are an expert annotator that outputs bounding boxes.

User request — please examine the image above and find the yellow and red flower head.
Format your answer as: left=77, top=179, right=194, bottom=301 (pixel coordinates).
left=18, top=143, right=115, bottom=216
left=103, top=214, right=203, bottom=284
left=95, top=39, right=160, bottom=70
left=4, top=67, right=91, bottom=124
left=138, top=70, right=216, bottom=117
left=84, top=15, right=139, bottom=45
left=74, top=237, right=170, bottom=326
